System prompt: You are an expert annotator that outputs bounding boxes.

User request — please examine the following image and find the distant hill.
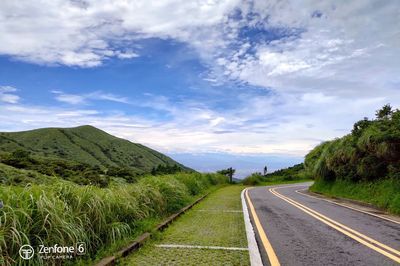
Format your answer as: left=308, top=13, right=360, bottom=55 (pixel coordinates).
left=0, top=125, right=188, bottom=175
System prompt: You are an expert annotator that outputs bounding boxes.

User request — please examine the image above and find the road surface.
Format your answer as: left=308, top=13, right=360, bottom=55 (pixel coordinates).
left=245, top=183, right=400, bottom=266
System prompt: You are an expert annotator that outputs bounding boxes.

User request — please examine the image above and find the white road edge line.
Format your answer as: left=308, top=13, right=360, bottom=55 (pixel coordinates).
left=155, top=244, right=248, bottom=251
left=295, top=189, right=400, bottom=225
left=241, top=188, right=263, bottom=266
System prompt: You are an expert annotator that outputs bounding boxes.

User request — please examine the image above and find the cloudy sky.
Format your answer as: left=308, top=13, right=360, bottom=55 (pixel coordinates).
left=0, top=0, right=399, bottom=177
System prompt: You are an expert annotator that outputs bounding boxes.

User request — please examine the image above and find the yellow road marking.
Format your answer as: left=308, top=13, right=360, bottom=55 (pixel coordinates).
left=272, top=187, right=400, bottom=257
left=295, top=189, right=400, bottom=225
left=270, top=187, right=400, bottom=264
left=245, top=188, right=280, bottom=266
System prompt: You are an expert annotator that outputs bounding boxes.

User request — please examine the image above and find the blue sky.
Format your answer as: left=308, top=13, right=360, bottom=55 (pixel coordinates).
left=0, top=1, right=399, bottom=177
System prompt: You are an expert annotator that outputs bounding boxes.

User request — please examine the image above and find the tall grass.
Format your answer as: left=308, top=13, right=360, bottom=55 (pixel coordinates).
left=0, top=173, right=227, bottom=265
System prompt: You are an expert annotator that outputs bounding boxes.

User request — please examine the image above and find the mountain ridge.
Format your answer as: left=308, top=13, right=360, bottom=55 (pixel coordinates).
left=0, top=125, right=189, bottom=174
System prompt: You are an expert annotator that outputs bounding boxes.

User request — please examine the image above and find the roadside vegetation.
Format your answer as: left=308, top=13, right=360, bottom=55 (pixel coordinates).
left=0, top=172, right=227, bottom=265
left=242, top=163, right=311, bottom=186
left=306, top=104, right=400, bottom=214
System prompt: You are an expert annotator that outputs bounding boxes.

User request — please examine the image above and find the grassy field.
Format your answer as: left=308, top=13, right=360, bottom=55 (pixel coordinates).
left=0, top=172, right=227, bottom=265
left=310, top=178, right=400, bottom=215
left=121, top=185, right=249, bottom=265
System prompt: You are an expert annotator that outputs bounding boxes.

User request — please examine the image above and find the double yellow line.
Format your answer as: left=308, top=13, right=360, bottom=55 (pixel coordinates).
left=270, top=187, right=400, bottom=264
left=295, top=188, right=400, bottom=225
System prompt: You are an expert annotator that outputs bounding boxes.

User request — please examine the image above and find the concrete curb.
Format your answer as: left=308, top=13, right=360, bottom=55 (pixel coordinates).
left=241, top=188, right=263, bottom=266
left=95, top=193, right=209, bottom=266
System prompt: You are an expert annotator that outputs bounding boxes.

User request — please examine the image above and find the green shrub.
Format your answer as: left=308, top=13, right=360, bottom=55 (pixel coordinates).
left=263, top=163, right=310, bottom=183
left=150, top=164, right=183, bottom=175
left=305, top=105, right=400, bottom=183
left=242, top=173, right=264, bottom=185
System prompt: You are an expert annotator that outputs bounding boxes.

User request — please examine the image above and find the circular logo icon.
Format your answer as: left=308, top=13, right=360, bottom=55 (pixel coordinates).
left=19, top=244, right=34, bottom=260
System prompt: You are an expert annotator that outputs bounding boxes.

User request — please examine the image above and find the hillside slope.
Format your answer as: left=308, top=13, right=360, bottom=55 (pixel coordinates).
left=0, top=162, right=56, bottom=185
left=306, top=105, right=400, bottom=214
left=0, top=125, right=187, bottom=174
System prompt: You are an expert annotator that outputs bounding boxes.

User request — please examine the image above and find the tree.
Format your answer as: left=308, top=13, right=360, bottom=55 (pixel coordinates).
left=263, top=165, right=268, bottom=176
left=151, top=164, right=182, bottom=175
left=11, top=149, right=30, bottom=159
left=217, top=167, right=235, bottom=183
left=376, top=104, right=393, bottom=120
left=2, top=149, right=32, bottom=168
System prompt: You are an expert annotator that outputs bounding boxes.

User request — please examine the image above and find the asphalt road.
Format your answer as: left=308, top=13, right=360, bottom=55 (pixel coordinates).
left=246, top=183, right=400, bottom=266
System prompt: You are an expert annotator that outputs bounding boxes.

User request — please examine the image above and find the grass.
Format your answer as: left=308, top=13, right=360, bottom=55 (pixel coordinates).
left=121, top=185, right=249, bottom=265
left=0, top=172, right=227, bottom=265
left=310, top=178, right=400, bottom=215
left=122, top=247, right=249, bottom=266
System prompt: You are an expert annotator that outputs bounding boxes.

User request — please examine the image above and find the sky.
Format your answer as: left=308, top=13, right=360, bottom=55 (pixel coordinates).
left=0, top=1, right=399, bottom=177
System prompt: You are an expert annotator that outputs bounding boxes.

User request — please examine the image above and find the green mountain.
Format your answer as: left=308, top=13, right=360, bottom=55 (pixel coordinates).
left=0, top=125, right=187, bottom=175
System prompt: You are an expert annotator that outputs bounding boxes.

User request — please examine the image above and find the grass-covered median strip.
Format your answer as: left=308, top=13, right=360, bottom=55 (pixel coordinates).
left=121, top=185, right=249, bottom=265
left=0, top=172, right=227, bottom=265
left=310, top=178, right=400, bottom=215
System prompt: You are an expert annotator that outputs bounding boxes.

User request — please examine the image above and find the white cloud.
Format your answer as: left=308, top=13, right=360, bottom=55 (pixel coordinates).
left=217, top=1, right=400, bottom=99
left=1, top=1, right=398, bottom=100
left=89, top=92, right=129, bottom=103
left=0, top=94, right=20, bottom=104
left=0, top=0, right=239, bottom=67
left=0, top=86, right=20, bottom=103
left=0, top=86, right=17, bottom=93
left=55, top=93, right=86, bottom=105
left=115, top=51, right=139, bottom=59
left=52, top=90, right=129, bottom=104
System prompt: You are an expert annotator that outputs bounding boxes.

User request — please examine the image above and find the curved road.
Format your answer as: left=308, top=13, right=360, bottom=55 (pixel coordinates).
left=245, top=183, right=400, bottom=266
